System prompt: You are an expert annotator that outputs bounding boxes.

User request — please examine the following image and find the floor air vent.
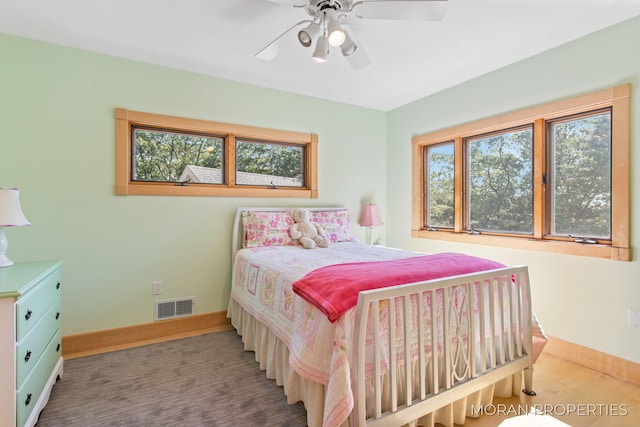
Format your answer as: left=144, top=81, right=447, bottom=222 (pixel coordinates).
left=154, top=297, right=195, bottom=321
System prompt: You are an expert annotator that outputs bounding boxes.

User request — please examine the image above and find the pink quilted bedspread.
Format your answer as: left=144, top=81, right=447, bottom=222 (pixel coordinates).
left=230, top=243, right=546, bottom=427
left=293, top=252, right=505, bottom=322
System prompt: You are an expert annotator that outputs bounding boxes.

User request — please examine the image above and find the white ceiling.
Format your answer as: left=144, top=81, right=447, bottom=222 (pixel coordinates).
left=1, top=0, right=639, bottom=111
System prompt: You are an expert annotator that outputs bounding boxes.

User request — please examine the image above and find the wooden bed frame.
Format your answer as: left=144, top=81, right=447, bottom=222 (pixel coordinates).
left=231, top=207, right=536, bottom=427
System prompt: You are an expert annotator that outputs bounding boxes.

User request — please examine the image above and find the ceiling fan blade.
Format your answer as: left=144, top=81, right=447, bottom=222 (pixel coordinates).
left=255, top=20, right=310, bottom=60
left=344, top=45, right=371, bottom=70
left=352, top=0, right=448, bottom=21
left=261, top=0, right=306, bottom=5
left=341, top=25, right=371, bottom=70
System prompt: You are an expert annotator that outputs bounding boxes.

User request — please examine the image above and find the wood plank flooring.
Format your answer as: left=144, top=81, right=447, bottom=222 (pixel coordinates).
left=461, top=352, right=640, bottom=426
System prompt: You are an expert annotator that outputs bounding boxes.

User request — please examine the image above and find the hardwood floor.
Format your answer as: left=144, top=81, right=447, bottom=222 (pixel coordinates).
left=460, top=352, right=640, bottom=426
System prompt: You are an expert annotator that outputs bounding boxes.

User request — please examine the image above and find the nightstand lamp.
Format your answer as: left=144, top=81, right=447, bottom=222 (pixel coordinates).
left=360, top=203, right=383, bottom=245
left=0, top=188, right=31, bottom=267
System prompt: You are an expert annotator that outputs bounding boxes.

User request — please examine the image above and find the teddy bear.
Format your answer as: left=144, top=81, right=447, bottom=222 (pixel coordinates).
left=289, top=208, right=330, bottom=249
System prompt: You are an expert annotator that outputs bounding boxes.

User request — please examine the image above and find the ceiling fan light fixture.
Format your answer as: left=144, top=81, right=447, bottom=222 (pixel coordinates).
left=325, top=10, right=345, bottom=47
left=340, top=32, right=357, bottom=56
left=312, top=35, right=329, bottom=62
left=257, top=0, right=451, bottom=69
left=297, top=21, right=321, bottom=48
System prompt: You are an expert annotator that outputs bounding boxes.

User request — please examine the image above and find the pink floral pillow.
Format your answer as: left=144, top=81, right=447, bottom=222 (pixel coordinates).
left=242, top=211, right=296, bottom=248
left=311, top=209, right=358, bottom=243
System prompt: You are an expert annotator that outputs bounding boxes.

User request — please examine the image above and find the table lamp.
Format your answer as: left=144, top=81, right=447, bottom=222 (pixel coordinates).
left=360, top=203, right=383, bottom=245
left=0, top=188, right=31, bottom=267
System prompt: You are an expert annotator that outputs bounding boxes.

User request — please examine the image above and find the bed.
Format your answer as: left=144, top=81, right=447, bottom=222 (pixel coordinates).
left=227, top=207, right=547, bottom=427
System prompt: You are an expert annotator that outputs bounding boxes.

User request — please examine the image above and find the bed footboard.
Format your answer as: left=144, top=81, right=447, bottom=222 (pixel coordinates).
left=350, top=266, right=534, bottom=427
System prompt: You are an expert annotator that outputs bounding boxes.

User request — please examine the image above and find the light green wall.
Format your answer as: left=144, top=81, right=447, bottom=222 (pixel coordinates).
left=387, top=16, right=640, bottom=364
left=0, top=33, right=386, bottom=334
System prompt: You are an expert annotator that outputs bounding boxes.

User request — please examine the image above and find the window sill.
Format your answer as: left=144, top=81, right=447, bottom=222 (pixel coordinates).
left=411, top=229, right=631, bottom=261
left=116, top=183, right=318, bottom=198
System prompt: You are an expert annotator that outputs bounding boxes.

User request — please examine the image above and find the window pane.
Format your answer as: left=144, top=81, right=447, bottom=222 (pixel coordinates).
left=549, top=111, right=611, bottom=238
left=235, top=140, right=304, bottom=187
left=425, top=143, right=454, bottom=228
left=467, top=127, right=533, bottom=234
left=132, top=127, right=224, bottom=184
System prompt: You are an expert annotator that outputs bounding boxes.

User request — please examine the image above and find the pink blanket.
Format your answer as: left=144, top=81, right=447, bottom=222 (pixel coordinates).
left=292, top=252, right=505, bottom=322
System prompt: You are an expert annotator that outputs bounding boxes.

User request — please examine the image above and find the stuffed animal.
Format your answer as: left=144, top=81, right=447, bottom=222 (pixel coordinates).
left=289, top=208, right=330, bottom=249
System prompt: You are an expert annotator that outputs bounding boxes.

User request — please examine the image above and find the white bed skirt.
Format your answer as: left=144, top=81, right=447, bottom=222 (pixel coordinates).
left=228, top=298, right=524, bottom=427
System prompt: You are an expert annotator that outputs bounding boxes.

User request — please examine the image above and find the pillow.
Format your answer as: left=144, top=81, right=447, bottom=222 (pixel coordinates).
left=242, top=211, right=296, bottom=248
left=311, top=209, right=358, bottom=243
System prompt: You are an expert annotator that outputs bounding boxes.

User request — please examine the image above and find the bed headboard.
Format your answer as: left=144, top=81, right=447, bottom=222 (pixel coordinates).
left=231, top=206, right=351, bottom=258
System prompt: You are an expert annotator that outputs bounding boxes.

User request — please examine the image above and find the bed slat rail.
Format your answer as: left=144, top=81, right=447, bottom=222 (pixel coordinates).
left=351, top=266, right=534, bottom=427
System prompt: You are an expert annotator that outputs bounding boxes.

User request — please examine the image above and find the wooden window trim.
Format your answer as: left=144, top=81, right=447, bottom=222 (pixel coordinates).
left=412, top=84, right=631, bottom=261
left=115, top=108, right=318, bottom=198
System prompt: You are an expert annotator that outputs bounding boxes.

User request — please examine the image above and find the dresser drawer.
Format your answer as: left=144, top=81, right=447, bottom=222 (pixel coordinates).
left=15, top=269, right=61, bottom=341
left=16, top=329, right=62, bottom=427
left=15, top=299, right=61, bottom=388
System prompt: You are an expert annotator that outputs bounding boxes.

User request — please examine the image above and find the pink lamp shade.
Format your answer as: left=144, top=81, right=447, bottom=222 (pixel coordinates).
left=0, top=188, right=31, bottom=267
left=360, top=204, right=383, bottom=227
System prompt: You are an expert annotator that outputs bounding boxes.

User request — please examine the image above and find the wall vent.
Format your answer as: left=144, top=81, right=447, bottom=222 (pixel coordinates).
left=154, top=297, right=195, bottom=321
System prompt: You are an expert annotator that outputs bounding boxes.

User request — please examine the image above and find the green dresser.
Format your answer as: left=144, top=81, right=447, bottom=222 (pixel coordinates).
left=0, top=261, right=63, bottom=427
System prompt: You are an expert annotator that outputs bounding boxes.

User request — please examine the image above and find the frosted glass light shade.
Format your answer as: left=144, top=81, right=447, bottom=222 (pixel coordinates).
left=298, top=22, right=321, bottom=48
left=327, top=21, right=345, bottom=46
left=312, top=35, right=329, bottom=62
left=340, top=31, right=357, bottom=56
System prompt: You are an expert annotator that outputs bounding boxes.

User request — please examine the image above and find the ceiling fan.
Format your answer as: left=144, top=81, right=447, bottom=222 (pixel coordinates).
left=255, top=0, right=448, bottom=70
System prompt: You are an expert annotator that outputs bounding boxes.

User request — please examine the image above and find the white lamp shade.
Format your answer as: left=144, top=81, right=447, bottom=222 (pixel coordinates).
left=0, top=188, right=31, bottom=227
left=360, top=204, right=383, bottom=227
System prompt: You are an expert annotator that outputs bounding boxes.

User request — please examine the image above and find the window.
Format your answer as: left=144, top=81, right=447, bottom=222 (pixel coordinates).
left=132, top=127, right=224, bottom=184
left=548, top=110, right=611, bottom=239
left=465, top=125, right=534, bottom=235
left=116, top=109, right=318, bottom=198
left=235, top=139, right=304, bottom=188
left=425, top=142, right=454, bottom=229
left=412, top=84, right=630, bottom=261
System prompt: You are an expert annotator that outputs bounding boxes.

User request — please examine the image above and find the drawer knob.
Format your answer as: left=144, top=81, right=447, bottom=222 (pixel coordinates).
left=56, top=312, right=60, bottom=320
left=25, top=310, right=33, bottom=321
left=56, top=343, right=61, bottom=352
left=56, top=281, right=61, bottom=289
left=25, top=393, right=32, bottom=406
left=24, top=350, right=32, bottom=362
